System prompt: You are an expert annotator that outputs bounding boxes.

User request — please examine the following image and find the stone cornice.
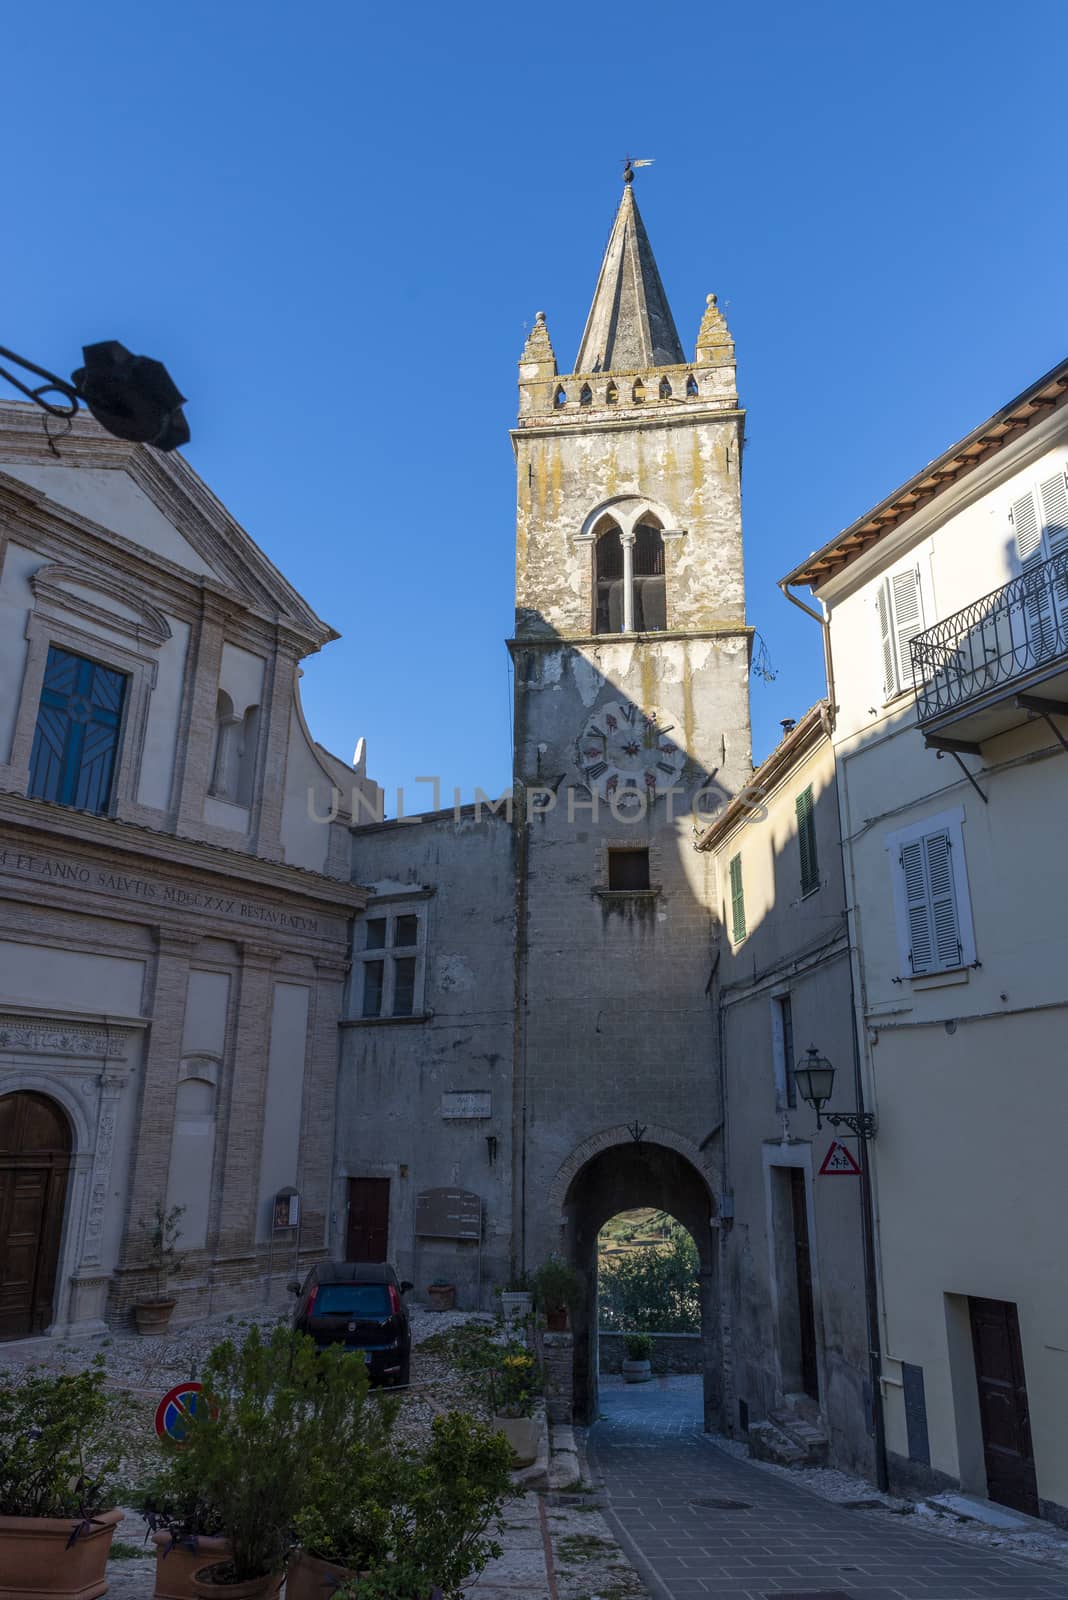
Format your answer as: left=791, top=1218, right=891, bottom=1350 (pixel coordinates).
left=0, top=1014, right=136, bottom=1059
left=510, top=406, right=744, bottom=443
left=507, top=624, right=752, bottom=652
left=0, top=792, right=365, bottom=914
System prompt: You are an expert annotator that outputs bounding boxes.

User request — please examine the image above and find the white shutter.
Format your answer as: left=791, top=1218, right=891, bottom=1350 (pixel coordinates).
left=1040, top=470, right=1068, bottom=629
left=924, top=831, right=962, bottom=969
left=900, top=830, right=961, bottom=974
left=891, top=567, right=924, bottom=691
left=901, top=839, right=934, bottom=972
left=1014, top=487, right=1055, bottom=657
left=877, top=580, right=898, bottom=696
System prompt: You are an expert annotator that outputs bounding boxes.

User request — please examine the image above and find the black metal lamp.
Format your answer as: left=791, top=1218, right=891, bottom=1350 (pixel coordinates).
left=794, top=1045, right=876, bottom=1138
left=0, top=339, right=189, bottom=451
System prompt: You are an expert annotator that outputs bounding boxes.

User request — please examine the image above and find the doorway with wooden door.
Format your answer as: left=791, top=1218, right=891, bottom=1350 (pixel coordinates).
left=346, top=1177, right=390, bottom=1263
left=0, top=1092, right=72, bottom=1341
left=770, top=1164, right=820, bottom=1403
left=969, top=1296, right=1039, bottom=1516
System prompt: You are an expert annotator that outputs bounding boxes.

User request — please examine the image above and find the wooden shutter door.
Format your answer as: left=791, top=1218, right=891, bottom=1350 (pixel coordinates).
left=346, top=1177, right=390, bottom=1263
left=1013, top=489, right=1056, bottom=660
left=900, top=839, right=934, bottom=974
left=924, top=831, right=962, bottom=970
left=891, top=568, right=924, bottom=691
left=876, top=581, right=897, bottom=696
left=1039, top=471, right=1068, bottom=631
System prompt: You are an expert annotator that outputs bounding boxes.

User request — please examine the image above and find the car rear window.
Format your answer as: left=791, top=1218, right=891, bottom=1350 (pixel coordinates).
left=315, top=1283, right=391, bottom=1317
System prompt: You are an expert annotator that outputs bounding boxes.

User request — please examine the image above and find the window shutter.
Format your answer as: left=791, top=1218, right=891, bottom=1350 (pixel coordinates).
left=1011, top=489, right=1042, bottom=564
left=796, top=785, right=819, bottom=895
left=925, top=831, right=962, bottom=969
left=876, top=580, right=897, bottom=696
left=729, top=853, right=745, bottom=942
left=891, top=566, right=924, bottom=691
left=1040, top=471, right=1068, bottom=626
left=1014, top=486, right=1056, bottom=656
left=900, top=839, right=934, bottom=973
left=900, top=829, right=961, bottom=974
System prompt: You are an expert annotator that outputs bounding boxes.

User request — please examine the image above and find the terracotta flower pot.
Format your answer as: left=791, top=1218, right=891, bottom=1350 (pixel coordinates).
left=426, top=1283, right=455, bottom=1311
left=545, top=1307, right=569, bottom=1331
left=285, top=1550, right=362, bottom=1599
left=0, top=1507, right=122, bottom=1600
left=135, top=1297, right=177, bottom=1336
left=190, top=1564, right=284, bottom=1599
left=492, top=1414, right=539, bottom=1467
left=151, top=1532, right=232, bottom=1599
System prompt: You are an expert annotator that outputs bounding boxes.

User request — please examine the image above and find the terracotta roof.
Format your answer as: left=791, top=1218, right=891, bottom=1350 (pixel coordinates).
left=695, top=701, right=830, bottom=852
left=781, top=356, right=1068, bottom=591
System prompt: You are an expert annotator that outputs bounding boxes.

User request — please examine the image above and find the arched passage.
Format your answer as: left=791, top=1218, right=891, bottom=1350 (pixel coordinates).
left=558, top=1137, right=721, bottom=1429
left=0, top=1091, right=72, bottom=1339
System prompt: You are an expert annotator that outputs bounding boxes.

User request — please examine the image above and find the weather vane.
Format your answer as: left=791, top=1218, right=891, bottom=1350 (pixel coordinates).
left=622, top=157, right=655, bottom=185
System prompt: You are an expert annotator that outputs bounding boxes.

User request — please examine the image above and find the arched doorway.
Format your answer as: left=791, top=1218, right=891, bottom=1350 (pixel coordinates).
left=0, top=1092, right=72, bottom=1340
left=559, top=1137, right=721, bottom=1428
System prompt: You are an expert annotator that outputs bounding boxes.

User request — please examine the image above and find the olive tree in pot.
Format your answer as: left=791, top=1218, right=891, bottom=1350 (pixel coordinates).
left=134, top=1201, right=186, bottom=1336
left=0, top=1360, right=123, bottom=1600
left=622, top=1330, right=653, bottom=1383
left=531, top=1255, right=582, bottom=1332
left=171, top=1323, right=329, bottom=1597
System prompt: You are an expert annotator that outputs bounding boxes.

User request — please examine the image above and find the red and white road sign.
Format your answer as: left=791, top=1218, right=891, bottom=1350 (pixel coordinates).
left=819, top=1139, right=862, bottom=1176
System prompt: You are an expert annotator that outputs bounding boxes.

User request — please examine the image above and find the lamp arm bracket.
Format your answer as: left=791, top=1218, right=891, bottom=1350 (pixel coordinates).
left=0, top=344, right=80, bottom=419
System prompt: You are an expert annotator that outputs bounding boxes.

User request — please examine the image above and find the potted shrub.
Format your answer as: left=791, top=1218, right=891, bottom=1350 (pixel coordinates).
left=426, top=1278, right=456, bottom=1312
left=169, top=1323, right=332, bottom=1597
left=138, top=1464, right=229, bottom=1599
left=0, top=1360, right=123, bottom=1600
left=531, top=1255, right=582, bottom=1332
left=622, top=1330, right=653, bottom=1383
left=301, top=1412, right=513, bottom=1600
left=499, top=1272, right=532, bottom=1324
left=487, top=1342, right=541, bottom=1467
left=134, top=1201, right=185, bottom=1336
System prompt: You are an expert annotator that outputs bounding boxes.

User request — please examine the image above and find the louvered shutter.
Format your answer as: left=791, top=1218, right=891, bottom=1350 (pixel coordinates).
left=796, top=785, right=819, bottom=895
left=1039, top=470, right=1068, bottom=632
left=925, top=830, right=962, bottom=969
left=876, top=581, right=897, bottom=696
left=891, top=567, right=924, bottom=691
left=900, top=839, right=934, bottom=973
left=1013, top=488, right=1056, bottom=659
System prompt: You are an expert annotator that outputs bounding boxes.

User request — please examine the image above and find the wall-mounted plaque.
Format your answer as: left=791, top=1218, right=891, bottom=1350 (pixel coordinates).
left=441, top=1091, right=491, bottom=1119
left=415, top=1187, right=481, bottom=1240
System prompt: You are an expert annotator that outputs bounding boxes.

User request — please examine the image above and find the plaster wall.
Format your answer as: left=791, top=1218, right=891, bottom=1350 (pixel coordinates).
left=0, top=937, right=146, bottom=1014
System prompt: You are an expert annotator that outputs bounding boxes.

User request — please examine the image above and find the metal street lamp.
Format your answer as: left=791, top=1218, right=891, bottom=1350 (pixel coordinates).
left=794, top=1045, right=877, bottom=1138
left=0, top=339, right=189, bottom=451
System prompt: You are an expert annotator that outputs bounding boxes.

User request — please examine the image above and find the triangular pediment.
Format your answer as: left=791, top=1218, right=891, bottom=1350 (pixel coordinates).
left=0, top=402, right=333, bottom=647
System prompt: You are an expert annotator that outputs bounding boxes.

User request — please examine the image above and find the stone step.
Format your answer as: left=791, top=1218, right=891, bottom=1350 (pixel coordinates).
left=769, top=1409, right=829, bottom=1466
left=747, top=1418, right=808, bottom=1468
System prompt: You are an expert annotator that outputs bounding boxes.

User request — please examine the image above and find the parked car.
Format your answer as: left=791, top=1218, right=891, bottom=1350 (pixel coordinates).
left=288, top=1261, right=413, bottom=1385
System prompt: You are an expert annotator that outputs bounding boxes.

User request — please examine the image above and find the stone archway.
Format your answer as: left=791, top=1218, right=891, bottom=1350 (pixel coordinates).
left=555, top=1133, right=721, bottom=1429
left=0, top=1091, right=72, bottom=1339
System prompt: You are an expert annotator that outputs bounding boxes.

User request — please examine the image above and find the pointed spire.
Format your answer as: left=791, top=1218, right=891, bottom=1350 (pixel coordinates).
left=574, top=178, right=685, bottom=373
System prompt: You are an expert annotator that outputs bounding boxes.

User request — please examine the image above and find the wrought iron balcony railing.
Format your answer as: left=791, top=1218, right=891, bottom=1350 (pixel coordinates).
left=911, top=548, right=1068, bottom=723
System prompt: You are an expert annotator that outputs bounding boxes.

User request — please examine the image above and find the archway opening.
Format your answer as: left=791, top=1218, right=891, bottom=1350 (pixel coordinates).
left=561, top=1139, right=720, bottom=1428
left=0, top=1091, right=72, bottom=1340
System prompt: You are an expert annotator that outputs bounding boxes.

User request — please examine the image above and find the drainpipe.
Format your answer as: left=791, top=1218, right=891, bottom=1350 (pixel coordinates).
left=779, top=580, right=836, bottom=727
left=779, top=575, right=888, bottom=1492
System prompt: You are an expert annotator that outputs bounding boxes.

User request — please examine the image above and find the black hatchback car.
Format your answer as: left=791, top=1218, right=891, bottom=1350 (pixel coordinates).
left=288, top=1261, right=413, bottom=1385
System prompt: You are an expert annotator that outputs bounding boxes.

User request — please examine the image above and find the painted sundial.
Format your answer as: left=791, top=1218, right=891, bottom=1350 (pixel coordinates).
left=576, top=700, right=686, bottom=801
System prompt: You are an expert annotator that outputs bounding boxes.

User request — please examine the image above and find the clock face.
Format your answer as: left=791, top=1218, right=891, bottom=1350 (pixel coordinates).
left=576, top=701, right=686, bottom=802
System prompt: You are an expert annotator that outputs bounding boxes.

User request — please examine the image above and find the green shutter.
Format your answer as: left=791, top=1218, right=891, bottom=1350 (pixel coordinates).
left=796, top=785, right=819, bottom=895
left=729, top=853, right=745, bottom=942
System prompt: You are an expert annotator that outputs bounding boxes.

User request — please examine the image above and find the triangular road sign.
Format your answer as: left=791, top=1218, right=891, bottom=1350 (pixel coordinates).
left=819, top=1139, right=862, bottom=1176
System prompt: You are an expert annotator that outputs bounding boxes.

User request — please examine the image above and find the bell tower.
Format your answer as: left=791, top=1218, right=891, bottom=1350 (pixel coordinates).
left=508, top=172, right=753, bottom=1425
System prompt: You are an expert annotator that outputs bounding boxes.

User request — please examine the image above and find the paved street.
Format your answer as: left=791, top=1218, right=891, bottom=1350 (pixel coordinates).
left=588, top=1378, right=1068, bottom=1600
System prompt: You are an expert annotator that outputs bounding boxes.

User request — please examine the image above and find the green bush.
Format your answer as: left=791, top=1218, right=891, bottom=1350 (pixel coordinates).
left=0, top=1360, right=121, bottom=1520
left=531, top=1255, right=583, bottom=1316
left=598, top=1232, right=700, bottom=1333
left=623, top=1331, right=653, bottom=1361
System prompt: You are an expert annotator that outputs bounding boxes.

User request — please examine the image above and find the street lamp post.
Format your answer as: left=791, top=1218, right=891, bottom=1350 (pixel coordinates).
left=0, top=339, right=189, bottom=451
left=794, top=1042, right=888, bottom=1492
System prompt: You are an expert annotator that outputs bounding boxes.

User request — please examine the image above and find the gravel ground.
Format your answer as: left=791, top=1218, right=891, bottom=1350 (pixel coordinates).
left=712, top=1433, right=1068, bottom=1575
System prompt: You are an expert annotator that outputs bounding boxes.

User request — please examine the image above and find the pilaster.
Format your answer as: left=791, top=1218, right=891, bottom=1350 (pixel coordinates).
left=174, top=594, right=228, bottom=833
left=212, top=941, right=281, bottom=1257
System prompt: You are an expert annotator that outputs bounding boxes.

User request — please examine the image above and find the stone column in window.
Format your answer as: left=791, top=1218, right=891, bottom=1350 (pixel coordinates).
left=621, top=531, right=636, bottom=634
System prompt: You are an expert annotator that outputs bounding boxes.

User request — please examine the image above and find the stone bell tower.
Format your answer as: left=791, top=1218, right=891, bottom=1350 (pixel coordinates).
left=508, top=170, right=753, bottom=1424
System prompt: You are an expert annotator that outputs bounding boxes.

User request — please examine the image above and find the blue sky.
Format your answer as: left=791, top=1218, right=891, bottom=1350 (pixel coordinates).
left=5, top=1, right=1068, bottom=807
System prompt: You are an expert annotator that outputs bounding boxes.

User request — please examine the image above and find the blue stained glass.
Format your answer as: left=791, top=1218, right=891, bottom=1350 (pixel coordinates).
left=28, top=647, right=127, bottom=814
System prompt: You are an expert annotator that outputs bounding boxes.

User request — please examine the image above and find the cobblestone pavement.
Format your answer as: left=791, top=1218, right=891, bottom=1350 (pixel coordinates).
left=588, top=1377, right=1068, bottom=1600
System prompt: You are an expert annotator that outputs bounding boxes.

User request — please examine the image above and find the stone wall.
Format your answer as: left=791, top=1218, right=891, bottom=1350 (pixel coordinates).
left=598, top=1330, right=703, bottom=1375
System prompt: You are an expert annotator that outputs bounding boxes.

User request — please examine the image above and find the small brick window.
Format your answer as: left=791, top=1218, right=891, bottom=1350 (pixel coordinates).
left=608, top=848, right=650, bottom=891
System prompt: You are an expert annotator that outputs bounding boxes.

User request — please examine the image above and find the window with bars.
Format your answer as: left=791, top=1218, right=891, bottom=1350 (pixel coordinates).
left=887, top=808, right=975, bottom=977
left=796, top=785, right=820, bottom=896
left=728, top=852, right=746, bottom=943
left=876, top=564, right=925, bottom=698
left=355, top=908, right=425, bottom=1018
left=28, top=646, right=127, bottom=814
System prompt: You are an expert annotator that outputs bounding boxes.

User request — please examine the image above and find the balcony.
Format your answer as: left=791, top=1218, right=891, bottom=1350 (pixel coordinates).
left=911, top=549, right=1068, bottom=748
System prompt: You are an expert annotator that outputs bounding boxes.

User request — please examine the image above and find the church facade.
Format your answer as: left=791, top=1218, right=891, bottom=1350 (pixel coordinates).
left=0, top=401, right=379, bottom=1338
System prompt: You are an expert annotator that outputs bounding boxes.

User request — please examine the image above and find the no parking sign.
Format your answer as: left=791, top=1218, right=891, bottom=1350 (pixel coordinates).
left=154, top=1382, right=212, bottom=1444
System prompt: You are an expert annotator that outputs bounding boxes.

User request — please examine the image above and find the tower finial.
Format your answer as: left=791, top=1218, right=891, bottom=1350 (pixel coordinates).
left=622, top=157, right=654, bottom=186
